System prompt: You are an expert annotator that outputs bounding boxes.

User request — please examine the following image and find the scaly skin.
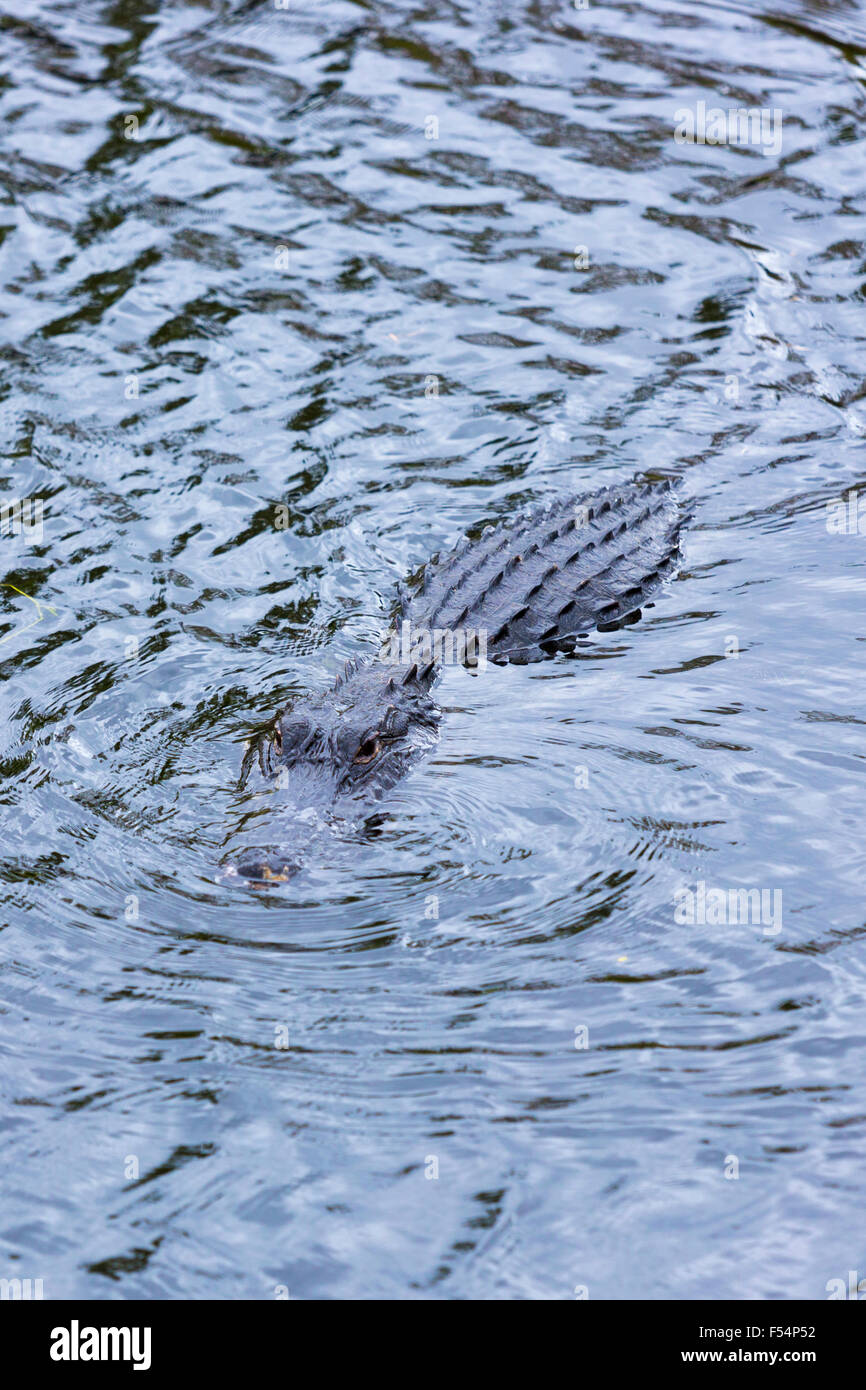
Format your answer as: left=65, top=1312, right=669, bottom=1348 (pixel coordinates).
left=230, top=480, right=685, bottom=883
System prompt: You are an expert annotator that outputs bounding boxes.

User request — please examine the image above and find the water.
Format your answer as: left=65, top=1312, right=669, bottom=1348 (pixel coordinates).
left=1, top=0, right=865, bottom=1300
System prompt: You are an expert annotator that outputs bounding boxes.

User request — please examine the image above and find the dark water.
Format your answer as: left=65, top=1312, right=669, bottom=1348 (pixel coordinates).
left=2, top=0, right=865, bottom=1300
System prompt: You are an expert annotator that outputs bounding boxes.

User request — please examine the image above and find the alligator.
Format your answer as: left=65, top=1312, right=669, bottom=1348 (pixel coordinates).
left=225, top=479, right=686, bottom=884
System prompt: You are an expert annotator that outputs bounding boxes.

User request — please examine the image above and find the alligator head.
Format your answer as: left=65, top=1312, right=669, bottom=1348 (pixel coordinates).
left=230, top=651, right=441, bottom=883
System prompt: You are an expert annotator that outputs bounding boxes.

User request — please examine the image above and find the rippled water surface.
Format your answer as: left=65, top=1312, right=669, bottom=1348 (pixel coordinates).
left=2, top=0, right=866, bottom=1299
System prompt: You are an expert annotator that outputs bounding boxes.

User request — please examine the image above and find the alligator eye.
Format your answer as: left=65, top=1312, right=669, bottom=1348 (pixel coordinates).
left=273, top=726, right=282, bottom=753
left=354, top=735, right=382, bottom=765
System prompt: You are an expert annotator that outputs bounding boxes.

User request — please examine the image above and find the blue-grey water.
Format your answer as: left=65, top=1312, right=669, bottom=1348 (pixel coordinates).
left=1, top=0, right=865, bottom=1300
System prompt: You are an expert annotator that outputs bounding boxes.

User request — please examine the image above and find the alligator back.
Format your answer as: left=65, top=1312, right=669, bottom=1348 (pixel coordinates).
left=403, top=481, right=684, bottom=664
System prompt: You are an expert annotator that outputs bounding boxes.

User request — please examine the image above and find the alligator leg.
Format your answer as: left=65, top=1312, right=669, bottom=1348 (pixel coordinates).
left=401, top=481, right=685, bottom=665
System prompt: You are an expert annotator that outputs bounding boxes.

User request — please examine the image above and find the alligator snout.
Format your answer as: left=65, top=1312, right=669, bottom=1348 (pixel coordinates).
left=219, top=858, right=302, bottom=887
